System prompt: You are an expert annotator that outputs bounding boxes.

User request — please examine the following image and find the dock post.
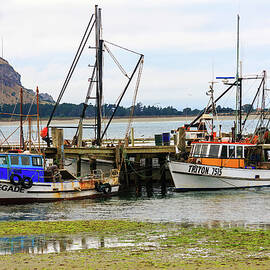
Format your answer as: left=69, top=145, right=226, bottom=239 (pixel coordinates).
left=145, top=158, right=153, bottom=197
left=160, top=157, right=167, bottom=196
left=78, top=122, right=83, bottom=147
left=28, top=116, right=32, bottom=152
left=115, top=145, right=121, bottom=170
left=89, top=158, right=97, bottom=171
left=77, top=155, right=81, bottom=177
left=177, top=127, right=186, bottom=153
left=131, top=127, right=134, bottom=146
left=55, top=128, right=64, bottom=169
left=135, top=176, right=142, bottom=197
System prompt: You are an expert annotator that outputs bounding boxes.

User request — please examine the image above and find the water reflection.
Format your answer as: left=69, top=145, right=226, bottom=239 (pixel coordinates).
left=0, top=234, right=141, bottom=255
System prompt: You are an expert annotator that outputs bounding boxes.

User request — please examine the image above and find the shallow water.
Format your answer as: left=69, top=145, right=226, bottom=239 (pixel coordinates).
left=1, top=187, right=270, bottom=255
left=1, top=187, right=270, bottom=226
left=0, top=233, right=155, bottom=255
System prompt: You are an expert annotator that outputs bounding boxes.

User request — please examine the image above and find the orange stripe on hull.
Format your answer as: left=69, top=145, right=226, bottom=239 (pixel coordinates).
left=201, top=158, right=245, bottom=168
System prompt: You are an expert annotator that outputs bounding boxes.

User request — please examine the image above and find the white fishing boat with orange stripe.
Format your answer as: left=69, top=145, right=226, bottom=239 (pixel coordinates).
left=169, top=140, right=270, bottom=191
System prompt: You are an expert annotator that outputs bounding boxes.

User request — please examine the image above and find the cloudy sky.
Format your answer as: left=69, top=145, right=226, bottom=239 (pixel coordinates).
left=1, top=0, right=270, bottom=110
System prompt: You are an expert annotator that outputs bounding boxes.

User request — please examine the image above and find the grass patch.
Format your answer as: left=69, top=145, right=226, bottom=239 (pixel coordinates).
left=0, top=219, right=170, bottom=236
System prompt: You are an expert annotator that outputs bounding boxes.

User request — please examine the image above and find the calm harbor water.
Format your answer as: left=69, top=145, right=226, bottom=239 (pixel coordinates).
left=0, top=118, right=256, bottom=143
left=0, top=187, right=270, bottom=225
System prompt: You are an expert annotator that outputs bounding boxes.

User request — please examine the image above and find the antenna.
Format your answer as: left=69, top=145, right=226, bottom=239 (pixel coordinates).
left=1, top=37, right=3, bottom=59
left=235, top=14, right=242, bottom=141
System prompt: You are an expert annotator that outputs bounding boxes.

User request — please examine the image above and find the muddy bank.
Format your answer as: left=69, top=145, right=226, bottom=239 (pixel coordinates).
left=1, top=220, right=270, bottom=269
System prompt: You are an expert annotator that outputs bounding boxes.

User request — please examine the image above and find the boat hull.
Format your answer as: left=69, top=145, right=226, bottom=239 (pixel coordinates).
left=0, top=180, right=120, bottom=204
left=168, top=161, right=270, bottom=191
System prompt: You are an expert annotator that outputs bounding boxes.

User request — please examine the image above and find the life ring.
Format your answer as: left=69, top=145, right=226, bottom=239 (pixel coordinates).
left=21, top=176, right=33, bottom=189
left=10, top=174, right=22, bottom=186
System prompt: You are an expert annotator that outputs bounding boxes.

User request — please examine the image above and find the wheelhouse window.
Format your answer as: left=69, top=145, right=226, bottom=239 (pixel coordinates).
left=229, top=146, right=236, bottom=158
left=220, top=145, right=227, bottom=158
left=209, top=145, right=220, bottom=158
left=32, top=157, right=43, bottom=167
left=201, top=144, right=208, bottom=157
left=236, top=146, right=243, bottom=158
left=10, top=156, right=19, bottom=165
left=0, top=156, right=7, bottom=165
left=193, top=144, right=202, bottom=157
left=21, top=156, right=30, bottom=166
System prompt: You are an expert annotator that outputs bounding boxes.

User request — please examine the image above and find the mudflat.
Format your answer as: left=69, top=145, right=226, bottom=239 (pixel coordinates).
left=1, top=220, right=270, bottom=269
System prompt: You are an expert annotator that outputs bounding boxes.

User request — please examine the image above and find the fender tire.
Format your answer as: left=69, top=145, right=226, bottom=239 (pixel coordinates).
left=10, top=174, right=22, bottom=186
left=21, top=176, right=33, bottom=189
left=103, top=183, right=112, bottom=194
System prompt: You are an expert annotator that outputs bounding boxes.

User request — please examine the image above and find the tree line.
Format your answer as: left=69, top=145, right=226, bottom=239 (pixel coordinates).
left=0, top=102, right=255, bottom=119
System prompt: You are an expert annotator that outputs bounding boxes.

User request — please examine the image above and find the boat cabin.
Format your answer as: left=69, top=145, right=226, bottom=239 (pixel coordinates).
left=189, top=141, right=257, bottom=168
left=0, top=153, right=44, bottom=183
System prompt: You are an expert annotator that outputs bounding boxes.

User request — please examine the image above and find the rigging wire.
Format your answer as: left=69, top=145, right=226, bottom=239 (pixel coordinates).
left=47, top=14, right=95, bottom=128
left=104, top=44, right=129, bottom=79
left=104, top=40, right=142, bottom=56
left=125, top=57, right=144, bottom=139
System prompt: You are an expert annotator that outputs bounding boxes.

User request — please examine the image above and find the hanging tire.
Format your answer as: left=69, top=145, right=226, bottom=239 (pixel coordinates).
left=94, top=182, right=102, bottom=192
left=10, top=174, right=22, bottom=186
left=103, top=183, right=112, bottom=194
left=21, top=176, right=33, bottom=189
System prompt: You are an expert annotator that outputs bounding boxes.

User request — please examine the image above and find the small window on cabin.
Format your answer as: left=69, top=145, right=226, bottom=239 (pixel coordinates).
left=209, top=145, right=220, bottom=158
left=0, top=156, right=7, bottom=165
left=201, top=144, right=208, bottom=157
left=21, top=156, right=30, bottom=166
left=32, top=157, right=43, bottom=167
left=229, top=146, right=236, bottom=158
left=220, top=145, right=227, bottom=158
left=237, top=146, right=243, bottom=158
left=194, top=144, right=202, bottom=157
left=190, top=145, right=194, bottom=156
left=10, top=156, right=19, bottom=165
left=244, top=147, right=248, bottom=159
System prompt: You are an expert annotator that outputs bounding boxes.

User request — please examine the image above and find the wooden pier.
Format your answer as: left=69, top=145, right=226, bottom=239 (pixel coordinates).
left=0, top=127, right=179, bottom=194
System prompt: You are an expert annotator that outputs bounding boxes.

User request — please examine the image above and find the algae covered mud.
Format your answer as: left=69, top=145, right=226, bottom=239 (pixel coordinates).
left=1, top=220, right=270, bottom=269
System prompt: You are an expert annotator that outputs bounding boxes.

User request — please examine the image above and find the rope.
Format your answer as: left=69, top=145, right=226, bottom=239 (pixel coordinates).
left=104, top=44, right=129, bottom=78
left=47, top=15, right=95, bottom=127
left=125, top=57, right=144, bottom=140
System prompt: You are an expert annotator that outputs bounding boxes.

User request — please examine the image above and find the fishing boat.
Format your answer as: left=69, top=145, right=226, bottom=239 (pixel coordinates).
left=0, top=5, right=144, bottom=203
left=169, top=15, right=270, bottom=191
left=168, top=77, right=270, bottom=191
left=168, top=139, right=270, bottom=191
left=0, top=151, right=119, bottom=204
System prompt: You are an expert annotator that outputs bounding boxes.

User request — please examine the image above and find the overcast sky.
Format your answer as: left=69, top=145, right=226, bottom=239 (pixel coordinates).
left=1, top=0, right=270, bottom=110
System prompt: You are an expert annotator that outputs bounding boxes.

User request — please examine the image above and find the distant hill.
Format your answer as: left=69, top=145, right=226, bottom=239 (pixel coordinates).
left=0, top=57, right=54, bottom=105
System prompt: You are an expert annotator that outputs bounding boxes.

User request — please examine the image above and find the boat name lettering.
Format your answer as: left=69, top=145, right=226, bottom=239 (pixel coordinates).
left=188, top=165, right=222, bottom=176
left=188, top=165, right=209, bottom=175
left=0, top=184, right=25, bottom=193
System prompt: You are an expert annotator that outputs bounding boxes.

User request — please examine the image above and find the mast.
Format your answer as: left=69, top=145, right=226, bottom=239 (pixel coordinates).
left=235, top=14, right=241, bottom=140
left=20, top=87, right=24, bottom=149
left=36, top=86, right=40, bottom=152
left=95, top=5, right=103, bottom=146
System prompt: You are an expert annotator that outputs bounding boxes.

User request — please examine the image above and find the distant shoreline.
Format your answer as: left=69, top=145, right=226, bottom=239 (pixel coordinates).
left=0, top=114, right=259, bottom=126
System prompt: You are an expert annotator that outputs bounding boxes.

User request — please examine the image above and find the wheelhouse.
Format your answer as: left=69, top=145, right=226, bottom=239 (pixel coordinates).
left=189, top=142, right=256, bottom=168
left=0, top=153, right=44, bottom=182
